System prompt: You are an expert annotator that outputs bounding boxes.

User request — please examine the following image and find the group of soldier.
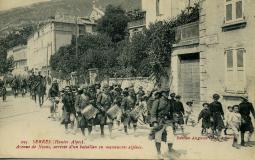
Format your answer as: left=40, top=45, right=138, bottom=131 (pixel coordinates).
left=48, top=82, right=147, bottom=138
left=0, top=71, right=47, bottom=105
left=45, top=80, right=255, bottom=158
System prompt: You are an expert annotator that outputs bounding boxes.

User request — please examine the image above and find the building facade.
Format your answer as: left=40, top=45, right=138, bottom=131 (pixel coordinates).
left=27, top=15, right=96, bottom=75
left=128, top=0, right=194, bottom=38
left=7, top=45, right=28, bottom=76
left=170, top=0, right=255, bottom=107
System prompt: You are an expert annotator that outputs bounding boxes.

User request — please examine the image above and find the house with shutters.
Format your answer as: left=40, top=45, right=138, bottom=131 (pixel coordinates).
left=170, top=0, right=255, bottom=107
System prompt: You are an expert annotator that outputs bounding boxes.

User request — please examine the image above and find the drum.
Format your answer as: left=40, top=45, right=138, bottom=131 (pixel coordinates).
left=81, top=104, right=99, bottom=120
left=106, top=105, right=121, bottom=119
left=130, top=104, right=144, bottom=120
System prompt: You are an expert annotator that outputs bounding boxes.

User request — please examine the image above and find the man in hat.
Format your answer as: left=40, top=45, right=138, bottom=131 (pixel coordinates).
left=75, top=87, right=94, bottom=137
left=209, top=94, right=225, bottom=141
left=150, top=89, right=175, bottom=158
left=62, top=86, right=76, bottom=134
left=172, top=95, right=185, bottom=133
left=239, top=96, right=255, bottom=147
left=28, top=71, right=37, bottom=100
left=136, top=86, right=145, bottom=103
left=96, top=84, right=113, bottom=137
left=121, top=88, right=137, bottom=134
left=48, top=80, right=60, bottom=119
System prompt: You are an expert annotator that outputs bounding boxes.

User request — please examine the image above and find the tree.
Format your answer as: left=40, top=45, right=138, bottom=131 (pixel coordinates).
left=0, top=24, right=34, bottom=74
left=96, top=5, right=129, bottom=43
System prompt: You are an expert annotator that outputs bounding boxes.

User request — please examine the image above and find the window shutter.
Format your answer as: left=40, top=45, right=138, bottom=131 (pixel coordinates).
left=226, top=4, right=233, bottom=21
left=226, top=50, right=234, bottom=91
left=236, top=1, right=243, bottom=19
left=236, top=49, right=245, bottom=92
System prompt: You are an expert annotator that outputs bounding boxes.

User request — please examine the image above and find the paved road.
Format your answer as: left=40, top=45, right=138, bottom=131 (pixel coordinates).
left=0, top=96, right=254, bottom=159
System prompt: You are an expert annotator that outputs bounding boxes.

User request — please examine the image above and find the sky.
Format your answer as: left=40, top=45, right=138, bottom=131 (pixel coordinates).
left=0, top=0, right=51, bottom=11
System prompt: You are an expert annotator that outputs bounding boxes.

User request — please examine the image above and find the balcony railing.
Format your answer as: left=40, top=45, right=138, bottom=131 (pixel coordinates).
left=175, top=21, right=199, bottom=44
left=128, top=18, right=146, bottom=29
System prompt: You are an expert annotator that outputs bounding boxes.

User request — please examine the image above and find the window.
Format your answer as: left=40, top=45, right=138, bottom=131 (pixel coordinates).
left=156, top=0, right=160, bottom=16
left=225, top=0, right=243, bottom=23
left=225, top=48, right=246, bottom=92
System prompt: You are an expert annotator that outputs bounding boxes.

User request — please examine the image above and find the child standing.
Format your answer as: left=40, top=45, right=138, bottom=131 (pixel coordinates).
left=198, top=103, right=211, bottom=135
left=229, top=105, right=241, bottom=149
left=224, top=106, right=233, bottom=135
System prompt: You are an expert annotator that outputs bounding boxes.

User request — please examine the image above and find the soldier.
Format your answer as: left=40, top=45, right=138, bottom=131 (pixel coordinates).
left=28, top=72, right=36, bottom=100
left=171, top=95, right=184, bottom=133
left=209, top=94, right=225, bottom=141
left=48, top=80, right=60, bottom=119
left=20, top=78, right=27, bottom=97
left=75, top=87, right=94, bottom=137
left=35, top=72, right=46, bottom=107
left=0, top=79, right=7, bottom=102
left=239, top=96, right=255, bottom=147
left=62, top=86, right=76, bottom=134
left=121, top=88, right=138, bottom=134
left=96, top=84, right=112, bottom=137
left=136, top=86, right=145, bottom=102
left=150, top=89, right=175, bottom=158
left=11, top=76, right=19, bottom=97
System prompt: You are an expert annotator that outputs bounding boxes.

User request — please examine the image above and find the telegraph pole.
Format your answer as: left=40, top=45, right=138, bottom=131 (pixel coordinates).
left=75, top=17, right=79, bottom=59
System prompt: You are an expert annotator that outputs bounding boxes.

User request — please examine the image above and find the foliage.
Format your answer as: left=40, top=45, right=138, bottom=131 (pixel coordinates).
left=96, top=5, right=129, bottom=43
left=0, top=25, right=34, bottom=74
left=50, top=3, right=200, bottom=80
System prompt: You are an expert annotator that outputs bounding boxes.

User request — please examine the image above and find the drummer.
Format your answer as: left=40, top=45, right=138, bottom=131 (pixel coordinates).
left=96, top=84, right=113, bottom=137
left=121, top=88, right=138, bottom=134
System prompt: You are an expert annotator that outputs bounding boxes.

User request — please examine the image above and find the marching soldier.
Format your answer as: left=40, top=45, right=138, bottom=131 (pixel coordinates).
left=239, top=96, right=255, bottom=147
left=96, top=84, right=112, bottom=137
left=75, top=87, right=94, bottom=137
left=0, top=79, right=7, bottom=102
left=209, top=94, right=225, bottom=141
left=62, top=86, right=76, bottom=134
left=121, top=88, right=138, bottom=134
left=28, top=72, right=37, bottom=100
left=48, top=80, right=60, bottom=119
left=150, top=89, right=175, bottom=158
left=136, top=86, right=145, bottom=102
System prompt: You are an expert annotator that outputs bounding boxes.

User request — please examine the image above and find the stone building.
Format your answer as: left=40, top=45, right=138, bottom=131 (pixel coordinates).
left=26, top=15, right=96, bottom=75
left=170, top=0, right=255, bottom=107
left=7, top=45, right=28, bottom=76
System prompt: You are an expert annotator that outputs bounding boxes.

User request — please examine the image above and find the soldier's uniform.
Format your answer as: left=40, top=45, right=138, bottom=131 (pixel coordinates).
left=96, top=85, right=112, bottom=136
left=150, top=90, right=175, bottom=156
left=62, top=87, right=76, bottom=133
left=239, top=98, right=255, bottom=146
left=121, top=89, right=137, bottom=134
left=75, top=90, right=93, bottom=136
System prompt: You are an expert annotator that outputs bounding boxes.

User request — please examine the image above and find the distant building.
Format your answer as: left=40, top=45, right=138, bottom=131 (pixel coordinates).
left=170, top=0, right=255, bottom=107
left=7, top=45, right=28, bottom=76
left=27, top=15, right=96, bottom=75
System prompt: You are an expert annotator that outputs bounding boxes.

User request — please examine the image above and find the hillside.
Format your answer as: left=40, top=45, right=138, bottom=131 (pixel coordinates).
left=0, top=0, right=141, bottom=35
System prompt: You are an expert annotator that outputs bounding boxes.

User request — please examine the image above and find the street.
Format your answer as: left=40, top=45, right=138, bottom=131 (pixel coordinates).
left=0, top=95, right=254, bottom=159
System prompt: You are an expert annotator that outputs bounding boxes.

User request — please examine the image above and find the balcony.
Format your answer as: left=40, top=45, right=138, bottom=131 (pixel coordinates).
left=174, top=21, right=199, bottom=47
left=128, top=18, right=146, bottom=29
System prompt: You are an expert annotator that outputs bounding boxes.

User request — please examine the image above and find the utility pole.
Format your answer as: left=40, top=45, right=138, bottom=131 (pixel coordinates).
left=75, top=17, right=79, bottom=59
